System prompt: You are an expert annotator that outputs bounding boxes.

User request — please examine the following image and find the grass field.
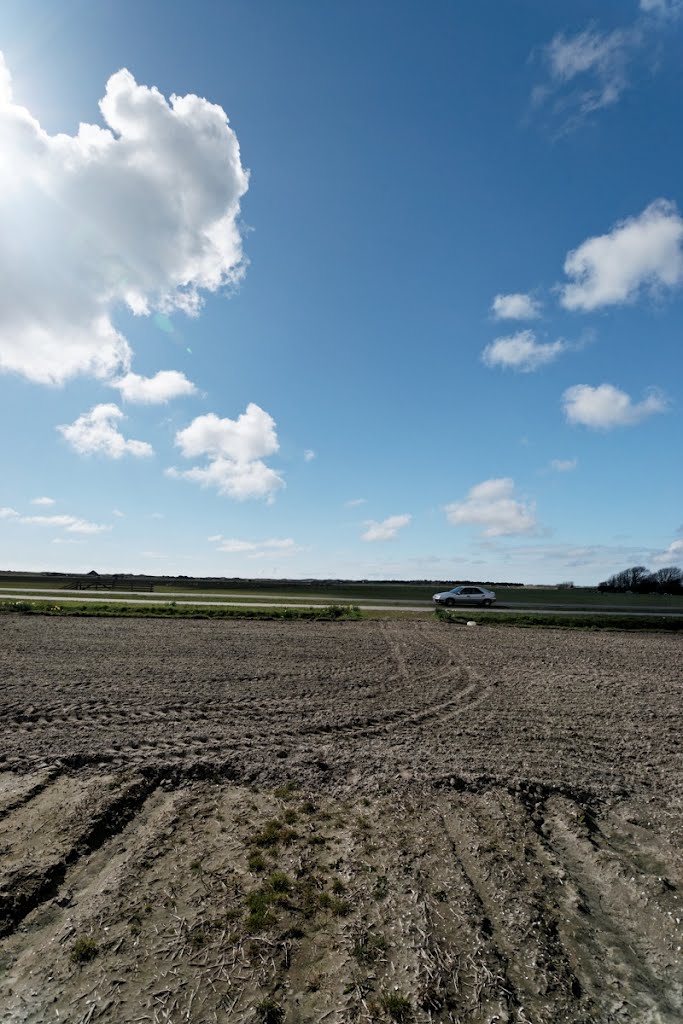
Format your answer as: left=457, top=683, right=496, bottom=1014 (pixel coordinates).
left=1, top=574, right=682, bottom=610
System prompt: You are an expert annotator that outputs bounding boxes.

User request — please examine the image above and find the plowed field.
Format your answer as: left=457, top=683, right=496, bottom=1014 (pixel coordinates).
left=0, top=616, right=681, bottom=1023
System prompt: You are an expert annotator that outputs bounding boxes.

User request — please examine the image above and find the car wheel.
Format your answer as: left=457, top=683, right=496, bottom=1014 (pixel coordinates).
left=482, top=599, right=492, bottom=608
left=445, top=598, right=455, bottom=607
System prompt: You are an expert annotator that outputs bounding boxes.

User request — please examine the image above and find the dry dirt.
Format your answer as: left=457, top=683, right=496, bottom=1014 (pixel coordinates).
left=0, top=615, right=682, bottom=1023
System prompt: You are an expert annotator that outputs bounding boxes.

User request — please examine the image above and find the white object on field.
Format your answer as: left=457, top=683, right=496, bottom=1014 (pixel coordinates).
left=466, top=620, right=477, bottom=627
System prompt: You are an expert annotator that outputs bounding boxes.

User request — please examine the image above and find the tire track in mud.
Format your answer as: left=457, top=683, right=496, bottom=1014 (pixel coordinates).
left=0, top=768, right=58, bottom=821
left=0, top=773, right=158, bottom=936
left=297, top=623, right=494, bottom=745
left=0, top=786, right=190, bottom=1022
left=438, top=792, right=589, bottom=1023
left=537, top=796, right=683, bottom=1023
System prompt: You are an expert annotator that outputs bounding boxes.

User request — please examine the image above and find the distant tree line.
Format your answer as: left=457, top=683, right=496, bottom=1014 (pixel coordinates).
left=598, top=565, right=683, bottom=596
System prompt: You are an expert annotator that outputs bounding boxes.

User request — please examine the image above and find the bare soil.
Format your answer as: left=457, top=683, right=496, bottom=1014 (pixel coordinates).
left=0, top=616, right=681, bottom=1023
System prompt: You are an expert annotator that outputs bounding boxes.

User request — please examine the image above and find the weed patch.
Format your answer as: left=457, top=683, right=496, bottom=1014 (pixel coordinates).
left=70, top=936, right=99, bottom=964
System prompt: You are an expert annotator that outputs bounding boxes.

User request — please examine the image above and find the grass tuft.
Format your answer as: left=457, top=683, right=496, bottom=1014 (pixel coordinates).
left=70, top=936, right=99, bottom=964
left=254, top=998, right=285, bottom=1023
left=380, top=991, right=413, bottom=1022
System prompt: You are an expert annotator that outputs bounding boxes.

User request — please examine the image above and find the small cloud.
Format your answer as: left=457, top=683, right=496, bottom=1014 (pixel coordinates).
left=563, top=383, right=668, bottom=428
left=111, top=370, right=197, bottom=404
left=361, top=514, right=411, bottom=542
left=30, top=496, right=56, bottom=506
left=149, top=512, right=165, bottom=519
left=112, top=509, right=125, bottom=518
left=345, top=498, right=367, bottom=508
left=549, top=458, right=578, bottom=472
left=0, top=506, right=19, bottom=519
left=303, top=449, right=316, bottom=462
left=141, top=550, right=168, bottom=559
left=58, top=404, right=154, bottom=459
left=210, top=535, right=302, bottom=557
left=482, top=330, right=565, bottom=372
left=21, top=514, right=110, bottom=535
left=52, top=537, right=86, bottom=545
left=491, top=293, right=541, bottom=320
left=445, top=478, right=537, bottom=537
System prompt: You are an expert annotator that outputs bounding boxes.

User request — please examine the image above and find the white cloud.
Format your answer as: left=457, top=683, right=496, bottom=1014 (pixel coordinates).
left=58, top=404, right=154, bottom=458
left=112, top=509, right=125, bottom=517
left=111, top=370, right=197, bottom=404
left=560, top=200, right=683, bottom=310
left=640, top=0, right=682, bottom=15
left=29, top=496, right=56, bottom=506
left=20, top=514, right=110, bottom=534
left=482, top=330, right=565, bottom=372
left=168, top=403, right=283, bottom=501
left=210, top=535, right=301, bottom=557
left=0, top=52, right=248, bottom=385
left=563, top=384, right=668, bottom=428
left=653, top=539, right=683, bottom=565
left=446, top=479, right=537, bottom=537
left=542, top=26, right=633, bottom=121
left=491, top=293, right=541, bottom=320
left=303, top=449, right=316, bottom=462
left=0, top=506, right=19, bottom=519
left=361, top=514, right=411, bottom=542
left=345, top=498, right=367, bottom=508
left=175, top=405, right=277, bottom=462
left=549, top=458, right=578, bottom=472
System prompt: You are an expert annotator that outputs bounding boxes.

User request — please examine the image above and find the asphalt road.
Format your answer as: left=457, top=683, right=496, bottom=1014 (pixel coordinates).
left=1, top=591, right=682, bottom=617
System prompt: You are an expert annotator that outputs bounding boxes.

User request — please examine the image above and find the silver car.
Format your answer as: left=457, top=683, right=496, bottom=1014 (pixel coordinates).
left=433, top=585, right=496, bottom=608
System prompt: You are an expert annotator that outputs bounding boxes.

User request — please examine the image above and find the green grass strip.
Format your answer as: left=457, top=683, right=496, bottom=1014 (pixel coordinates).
left=434, top=608, right=683, bottom=631
left=0, top=600, right=363, bottom=622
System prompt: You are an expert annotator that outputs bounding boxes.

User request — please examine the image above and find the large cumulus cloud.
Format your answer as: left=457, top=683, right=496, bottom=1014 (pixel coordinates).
left=0, top=53, right=249, bottom=384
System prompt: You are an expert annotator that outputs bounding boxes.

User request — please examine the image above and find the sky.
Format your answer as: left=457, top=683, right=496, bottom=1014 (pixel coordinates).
left=0, top=0, right=682, bottom=585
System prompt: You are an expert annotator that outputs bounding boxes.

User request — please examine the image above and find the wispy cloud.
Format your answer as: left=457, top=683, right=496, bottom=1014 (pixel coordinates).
left=209, top=535, right=304, bottom=558
left=20, top=514, right=110, bottom=535
left=30, top=496, right=56, bottom=506
left=549, top=458, right=578, bottom=472
left=533, top=24, right=637, bottom=131
left=361, top=514, right=411, bottom=542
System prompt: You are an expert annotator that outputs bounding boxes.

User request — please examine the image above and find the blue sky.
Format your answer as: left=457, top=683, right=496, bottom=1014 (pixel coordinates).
left=0, top=0, right=681, bottom=584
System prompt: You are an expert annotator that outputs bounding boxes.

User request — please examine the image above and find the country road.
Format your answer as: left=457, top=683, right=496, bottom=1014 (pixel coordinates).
left=1, top=591, right=682, bottom=617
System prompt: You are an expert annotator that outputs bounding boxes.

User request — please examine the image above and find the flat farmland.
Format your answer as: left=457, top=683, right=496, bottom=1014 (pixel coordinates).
left=1, top=616, right=682, bottom=1023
